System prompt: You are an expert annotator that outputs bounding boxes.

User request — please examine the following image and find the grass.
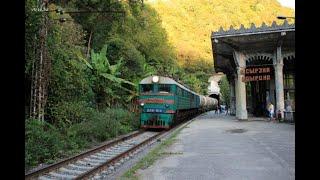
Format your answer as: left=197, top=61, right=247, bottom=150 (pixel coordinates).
left=121, top=121, right=191, bottom=180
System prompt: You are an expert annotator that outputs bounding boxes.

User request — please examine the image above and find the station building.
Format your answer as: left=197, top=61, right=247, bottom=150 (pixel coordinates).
left=211, top=21, right=295, bottom=120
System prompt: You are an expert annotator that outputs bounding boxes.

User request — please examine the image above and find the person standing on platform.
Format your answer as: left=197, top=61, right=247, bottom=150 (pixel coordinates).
left=267, top=102, right=274, bottom=121
left=225, top=105, right=229, bottom=115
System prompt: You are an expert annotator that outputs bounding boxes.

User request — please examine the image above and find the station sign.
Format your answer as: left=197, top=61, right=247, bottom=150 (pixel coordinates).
left=241, top=66, right=272, bottom=82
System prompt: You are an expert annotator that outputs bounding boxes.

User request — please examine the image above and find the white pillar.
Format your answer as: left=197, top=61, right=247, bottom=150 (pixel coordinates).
left=233, top=51, right=247, bottom=120
left=274, top=46, right=285, bottom=118
left=235, top=67, right=248, bottom=120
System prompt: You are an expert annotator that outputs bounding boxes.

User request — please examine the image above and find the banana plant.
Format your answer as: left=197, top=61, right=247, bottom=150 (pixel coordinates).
left=77, top=45, right=136, bottom=107
left=142, top=63, right=156, bottom=77
left=77, top=45, right=135, bottom=87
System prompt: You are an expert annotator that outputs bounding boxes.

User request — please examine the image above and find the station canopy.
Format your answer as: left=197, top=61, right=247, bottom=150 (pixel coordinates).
left=211, top=20, right=295, bottom=77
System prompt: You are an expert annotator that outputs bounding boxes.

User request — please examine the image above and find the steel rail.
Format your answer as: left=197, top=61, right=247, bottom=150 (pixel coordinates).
left=25, top=130, right=144, bottom=179
left=76, top=116, right=196, bottom=179
left=26, top=114, right=197, bottom=179
left=75, top=130, right=165, bottom=179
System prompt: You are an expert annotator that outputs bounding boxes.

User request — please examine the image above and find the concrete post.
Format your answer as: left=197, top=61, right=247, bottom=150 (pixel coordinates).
left=233, top=51, right=248, bottom=120
left=235, top=67, right=248, bottom=120
left=274, top=46, right=285, bottom=118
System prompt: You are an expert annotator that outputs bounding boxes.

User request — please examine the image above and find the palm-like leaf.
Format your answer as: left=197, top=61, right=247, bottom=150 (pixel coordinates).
left=79, top=44, right=137, bottom=107
left=110, top=57, right=123, bottom=76
left=100, top=73, right=135, bottom=86
left=76, top=50, right=93, bottom=69
left=91, top=45, right=110, bottom=74
left=143, top=63, right=156, bottom=77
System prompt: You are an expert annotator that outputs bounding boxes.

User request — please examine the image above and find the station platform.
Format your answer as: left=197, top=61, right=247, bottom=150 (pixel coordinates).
left=137, top=111, right=295, bottom=180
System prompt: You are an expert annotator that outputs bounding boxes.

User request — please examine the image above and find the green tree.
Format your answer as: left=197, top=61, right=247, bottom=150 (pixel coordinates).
left=219, top=75, right=230, bottom=106
left=78, top=45, right=135, bottom=109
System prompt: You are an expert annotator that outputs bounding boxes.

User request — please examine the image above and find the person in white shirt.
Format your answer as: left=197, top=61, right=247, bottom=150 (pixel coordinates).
left=267, top=103, right=274, bottom=121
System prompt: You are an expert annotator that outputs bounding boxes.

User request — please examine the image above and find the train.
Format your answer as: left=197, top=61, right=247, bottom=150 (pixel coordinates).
left=138, top=75, right=219, bottom=129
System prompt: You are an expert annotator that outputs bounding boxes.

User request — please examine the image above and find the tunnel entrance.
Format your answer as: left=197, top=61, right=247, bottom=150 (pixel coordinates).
left=209, top=94, right=220, bottom=108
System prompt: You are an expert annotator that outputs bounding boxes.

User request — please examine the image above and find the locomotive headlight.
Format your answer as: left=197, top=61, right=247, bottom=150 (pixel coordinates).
left=152, top=76, right=159, bottom=83
left=140, top=102, right=144, bottom=106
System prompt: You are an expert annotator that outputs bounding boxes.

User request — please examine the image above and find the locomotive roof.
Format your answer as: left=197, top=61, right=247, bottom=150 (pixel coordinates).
left=140, top=76, right=200, bottom=96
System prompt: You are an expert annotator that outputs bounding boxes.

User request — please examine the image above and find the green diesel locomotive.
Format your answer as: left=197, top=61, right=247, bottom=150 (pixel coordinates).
left=138, top=75, right=218, bottom=129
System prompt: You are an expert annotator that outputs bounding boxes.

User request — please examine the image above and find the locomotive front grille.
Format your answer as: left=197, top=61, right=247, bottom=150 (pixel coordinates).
left=144, top=115, right=165, bottom=127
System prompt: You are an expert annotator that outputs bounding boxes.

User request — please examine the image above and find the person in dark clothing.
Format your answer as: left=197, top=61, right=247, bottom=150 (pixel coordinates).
left=215, top=106, right=219, bottom=114
left=225, top=105, right=229, bottom=115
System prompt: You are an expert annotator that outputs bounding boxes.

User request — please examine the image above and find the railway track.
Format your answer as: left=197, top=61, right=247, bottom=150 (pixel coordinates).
left=25, top=130, right=164, bottom=180
left=26, top=114, right=196, bottom=180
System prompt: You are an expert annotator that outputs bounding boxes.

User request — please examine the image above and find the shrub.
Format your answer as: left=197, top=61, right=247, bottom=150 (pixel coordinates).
left=25, top=119, right=65, bottom=168
left=48, top=101, right=94, bottom=129
left=26, top=106, right=139, bottom=170
left=67, top=108, right=139, bottom=143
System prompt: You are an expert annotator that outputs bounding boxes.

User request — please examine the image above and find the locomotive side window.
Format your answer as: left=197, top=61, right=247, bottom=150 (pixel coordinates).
left=141, top=84, right=153, bottom=93
left=159, top=84, right=171, bottom=93
left=177, top=87, right=181, bottom=95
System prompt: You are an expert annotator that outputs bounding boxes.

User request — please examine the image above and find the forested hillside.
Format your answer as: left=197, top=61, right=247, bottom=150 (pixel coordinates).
left=146, top=0, right=294, bottom=65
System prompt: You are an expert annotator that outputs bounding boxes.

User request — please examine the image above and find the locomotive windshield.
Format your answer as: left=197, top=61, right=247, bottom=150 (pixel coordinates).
left=141, top=84, right=153, bottom=93
left=158, top=84, right=171, bottom=93
left=140, top=84, right=173, bottom=93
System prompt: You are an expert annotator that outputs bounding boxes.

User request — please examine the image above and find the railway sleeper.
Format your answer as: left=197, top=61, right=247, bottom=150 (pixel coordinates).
left=100, top=150, right=114, bottom=154
left=95, top=152, right=115, bottom=158
left=109, top=149, right=126, bottom=154
left=126, top=140, right=138, bottom=145
left=83, top=157, right=106, bottom=164
left=90, top=154, right=112, bottom=160
left=68, top=163, right=94, bottom=171
left=76, top=160, right=100, bottom=167
left=58, top=167, right=84, bottom=175
left=48, top=171, right=77, bottom=179
left=113, top=145, right=124, bottom=151
left=107, top=149, right=123, bottom=154
left=38, top=175, right=55, bottom=180
left=89, top=154, right=110, bottom=160
left=120, top=143, right=134, bottom=147
left=101, top=152, right=120, bottom=158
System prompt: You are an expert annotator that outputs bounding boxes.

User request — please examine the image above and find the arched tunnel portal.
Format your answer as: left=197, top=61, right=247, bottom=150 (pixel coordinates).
left=209, top=93, right=220, bottom=108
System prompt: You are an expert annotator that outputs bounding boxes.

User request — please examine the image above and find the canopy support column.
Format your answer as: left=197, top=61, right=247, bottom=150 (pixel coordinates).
left=274, top=46, right=285, bottom=119
left=234, top=51, right=248, bottom=120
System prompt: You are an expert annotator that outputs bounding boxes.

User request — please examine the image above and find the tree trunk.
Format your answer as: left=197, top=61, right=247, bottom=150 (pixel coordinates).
left=29, top=0, right=50, bottom=121
left=86, top=31, right=93, bottom=59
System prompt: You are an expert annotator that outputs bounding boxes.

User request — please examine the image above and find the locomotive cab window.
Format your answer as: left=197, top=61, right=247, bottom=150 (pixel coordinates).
left=141, top=84, right=153, bottom=93
left=159, top=84, right=171, bottom=93
left=176, top=87, right=181, bottom=95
